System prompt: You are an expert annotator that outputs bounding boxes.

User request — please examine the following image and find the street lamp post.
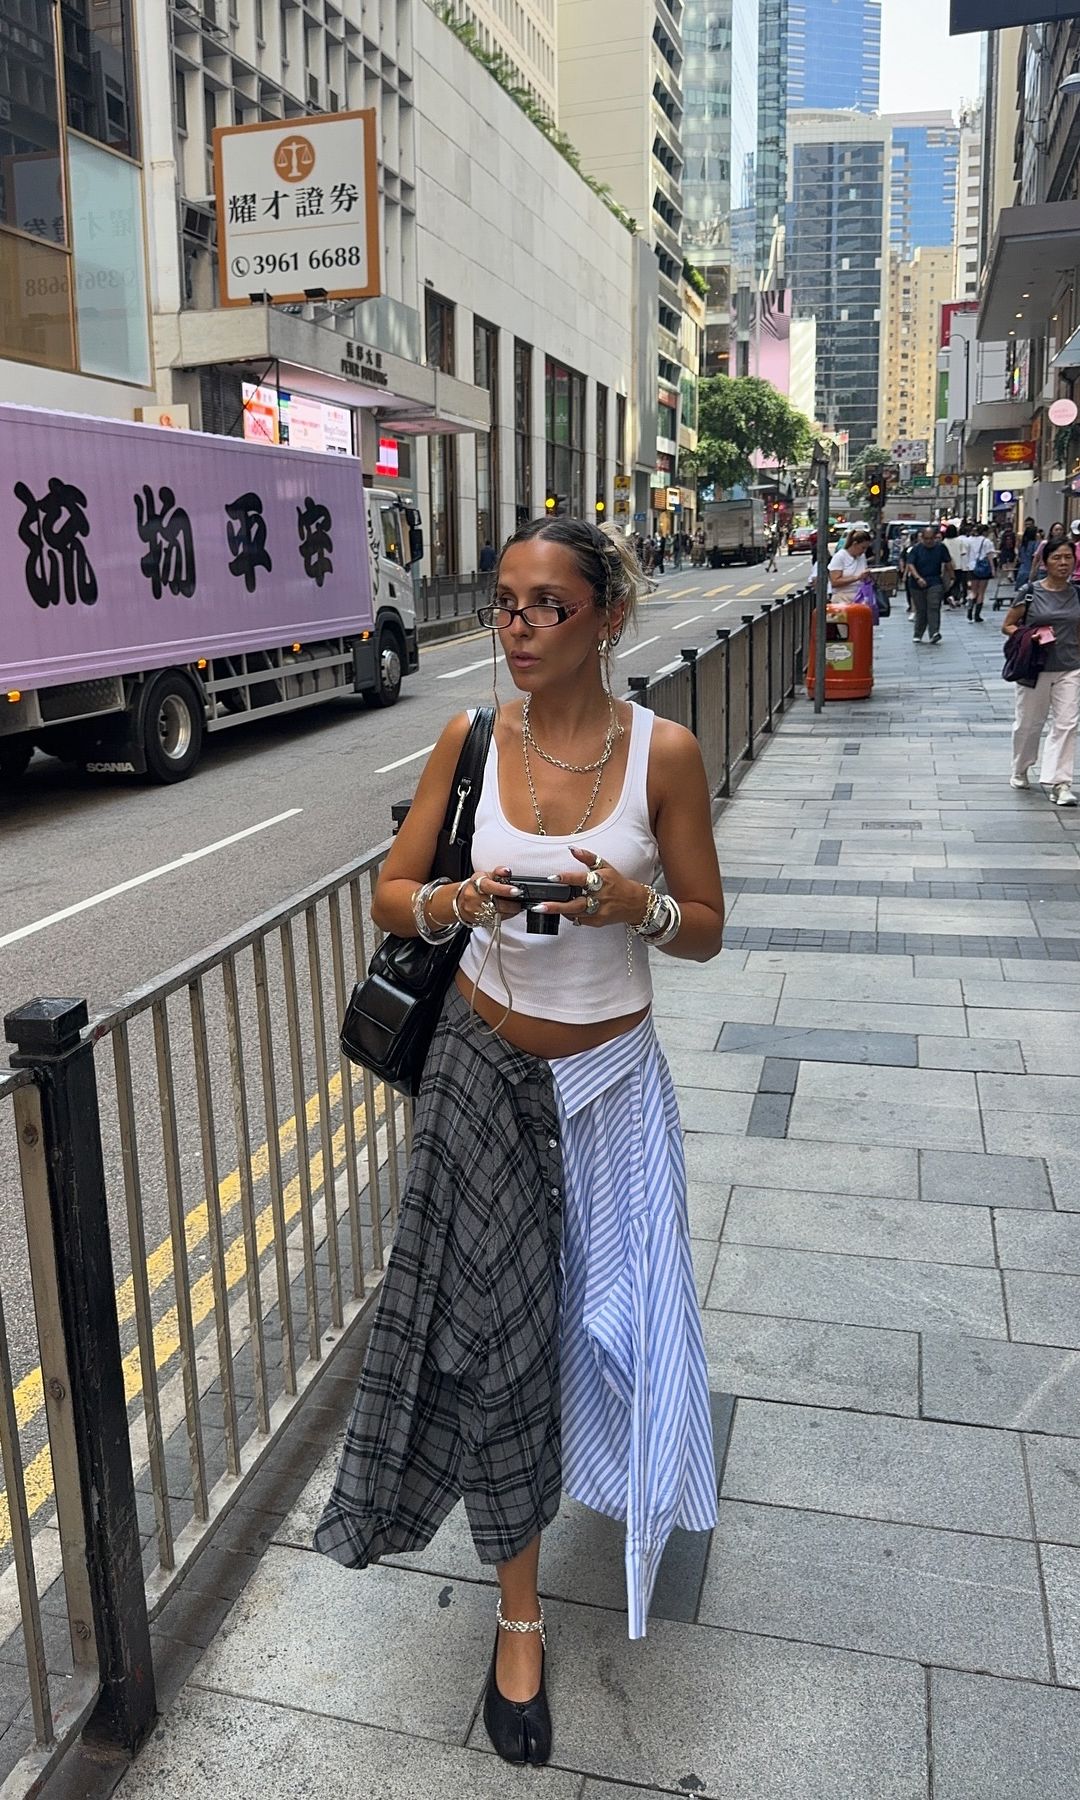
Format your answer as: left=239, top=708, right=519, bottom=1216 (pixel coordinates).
left=811, top=438, right=833, bottom=715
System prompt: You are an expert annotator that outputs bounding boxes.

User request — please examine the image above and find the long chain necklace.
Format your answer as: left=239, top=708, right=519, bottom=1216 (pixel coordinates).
left=521, top=695, right=620, bottom=836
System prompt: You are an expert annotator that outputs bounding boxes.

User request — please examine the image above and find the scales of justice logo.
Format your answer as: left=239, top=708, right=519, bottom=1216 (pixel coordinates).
left=273, top=133, right=316, bottom=183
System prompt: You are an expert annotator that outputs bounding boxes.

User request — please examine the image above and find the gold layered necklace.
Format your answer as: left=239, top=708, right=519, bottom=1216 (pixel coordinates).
left=521, top=694, right=624, bottom=836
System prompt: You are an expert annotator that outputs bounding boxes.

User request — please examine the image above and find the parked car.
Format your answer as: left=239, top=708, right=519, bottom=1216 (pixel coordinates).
left=788, top=526, right=817, bottom=554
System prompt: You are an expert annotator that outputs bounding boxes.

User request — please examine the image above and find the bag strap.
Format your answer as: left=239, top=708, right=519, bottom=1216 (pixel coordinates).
left=443, top=705, right=495, bottom=851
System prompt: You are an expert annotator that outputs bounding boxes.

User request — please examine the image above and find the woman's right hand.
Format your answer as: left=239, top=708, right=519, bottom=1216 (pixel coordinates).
left=461, top=869, right=524, bottom=924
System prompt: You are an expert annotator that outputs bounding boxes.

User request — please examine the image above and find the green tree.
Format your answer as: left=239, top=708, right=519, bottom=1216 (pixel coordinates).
left=692, top=377, right=813, bottom=492
left=846, top=444, right=892, bottom=508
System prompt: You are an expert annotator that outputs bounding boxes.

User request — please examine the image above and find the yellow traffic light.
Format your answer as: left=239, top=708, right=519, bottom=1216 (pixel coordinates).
left=545, top=494, right=557, bottom=512
left=595, top=498, right=606, bottom=515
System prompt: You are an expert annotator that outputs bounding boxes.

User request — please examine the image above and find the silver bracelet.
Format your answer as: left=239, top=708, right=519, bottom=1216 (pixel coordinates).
left=633, top=885, right=664, bottom=937
left=412, top=878, right=459, bottom=944
left=649, top=896, right=682, bottom=948
left=451, top=880, right=473, bottom=928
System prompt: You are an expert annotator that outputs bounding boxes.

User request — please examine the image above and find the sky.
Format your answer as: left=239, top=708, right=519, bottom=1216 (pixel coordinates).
left=879, top=0, right=983, bottom=119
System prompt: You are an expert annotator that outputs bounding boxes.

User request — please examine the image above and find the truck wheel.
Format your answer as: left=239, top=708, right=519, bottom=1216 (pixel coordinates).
left=0, top=740, right=31, bottom=781
left=363, top=626, right=403, bottom=708
left=142, top=672, right=204, bottom=782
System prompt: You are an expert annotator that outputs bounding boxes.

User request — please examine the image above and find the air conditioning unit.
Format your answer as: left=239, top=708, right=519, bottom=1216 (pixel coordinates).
left=183, top=201, right=215, bottom=244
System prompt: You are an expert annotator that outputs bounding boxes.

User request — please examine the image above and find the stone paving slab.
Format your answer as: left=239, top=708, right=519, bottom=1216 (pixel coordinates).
left=698, top=1499, right=1050, bottom=1681
left=707, top=1243, right=1007, bottom=1336
left=700, top=1310, right=919, bottom=1416
left=684, top=1133, right=919, bottom=1198
left=916, top=1035, right=1024, bottom=1072
left=920, top=1338, right=1080, bottom=1438
left=721, top=1401, right=1031, bottom=1537
left=786, top=1093, right=983, bottom=1152
left=930, top=1667, right=1080, bottom=1800
left=722, top=1186, right=995, bottom=1266
left=918, top=1149, right=1053, bottom=1210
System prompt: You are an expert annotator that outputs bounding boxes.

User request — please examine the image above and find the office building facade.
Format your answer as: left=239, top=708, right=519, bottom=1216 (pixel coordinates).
left=558, top=0, right=686, bottom=522
left=787, top=0, right=880, bottom=114
left=880, top=245, right=952, bottom=458
left=436, top=0, right=558, bottom=119
left=757, top=0, right=788, bottom=285
left=954, top=100, right=984, bottom=299
left=786, top=110, right=890, bottom=453
left=887, top=113, right=959, bottom=260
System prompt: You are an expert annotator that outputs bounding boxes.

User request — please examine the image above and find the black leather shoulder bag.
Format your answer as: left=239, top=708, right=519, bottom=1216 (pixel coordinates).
left=340, top=706, right=496, bottom=1097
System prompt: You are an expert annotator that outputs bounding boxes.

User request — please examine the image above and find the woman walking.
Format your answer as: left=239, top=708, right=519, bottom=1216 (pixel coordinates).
left=1032, top=521, right=1068, bottom=580
left=966, top=524, right=997, bottom=621
left=1005, top=538, right=1080, bottom=806
left=1015, top=521, right=1039, bottom=590
left=316, top=517, right=724, bottom=1764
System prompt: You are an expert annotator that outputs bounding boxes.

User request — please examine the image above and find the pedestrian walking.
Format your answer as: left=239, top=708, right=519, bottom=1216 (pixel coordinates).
left=1005, top=538, right=1080, bottom=806
left=479, top=539, right=498, bottom=573
left=997, top=525, right=1017, bottom=594
left=1032, top=521, right=1068, bottom=579
left=655, top=532, right=667, bottom=574
left=316, top=516, right=724, bottom=1765
left=1015, top=521, right=1039, bottom=587
left=763, top=526, right=779, bottom=573
left=943, top=523, right=970, bottom=608
left=966, top=524, right=996, bottom=621
left=673, top=530, right=684, bottom=572
left=906, top=525, right=950, bottom=644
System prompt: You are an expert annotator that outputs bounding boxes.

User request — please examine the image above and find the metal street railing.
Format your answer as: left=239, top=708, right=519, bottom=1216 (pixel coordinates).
left=0, top=584, right=812, bottom=1794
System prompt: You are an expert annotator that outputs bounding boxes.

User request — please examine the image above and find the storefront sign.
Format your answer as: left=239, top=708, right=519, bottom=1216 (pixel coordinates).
left=375, top=437, right=400, bottom=478
left=214, top=111, right=381, bottom=307
left=340, top=341, right=389, bottom=388
left=1049, top=398, right=1079, bottom=427
left=280, top=392, right=353, bottom=455
left=666, top=487, right=680, bottom=512
left=241, top=381, right=279, bottom=445
left=992, top=441, right=1036, bottom=468
left=135, top=406, right=191, bottom=430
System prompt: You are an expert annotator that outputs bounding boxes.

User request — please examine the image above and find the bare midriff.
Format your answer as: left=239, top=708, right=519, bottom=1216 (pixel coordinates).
left=454, top=970, right=650, bottom=1059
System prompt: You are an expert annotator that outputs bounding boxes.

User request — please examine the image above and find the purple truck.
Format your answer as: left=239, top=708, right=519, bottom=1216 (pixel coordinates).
left=0, top=405, right=422, bottom=782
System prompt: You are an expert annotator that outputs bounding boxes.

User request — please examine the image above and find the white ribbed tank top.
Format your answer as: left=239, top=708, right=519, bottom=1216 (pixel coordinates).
left=457, top=704, right=660, bottom=1024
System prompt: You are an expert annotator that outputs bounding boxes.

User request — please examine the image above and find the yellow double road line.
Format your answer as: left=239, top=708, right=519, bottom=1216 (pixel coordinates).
left=0, top=1076, right=381, bottom=1550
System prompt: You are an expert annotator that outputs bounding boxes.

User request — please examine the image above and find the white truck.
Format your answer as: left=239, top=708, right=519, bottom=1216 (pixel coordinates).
left=699, top=497, right=768, bottom=567
left=0, top=405, right=422, bottom=783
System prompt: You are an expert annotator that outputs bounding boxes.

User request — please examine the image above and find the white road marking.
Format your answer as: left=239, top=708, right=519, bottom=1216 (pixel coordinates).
left=618, top=634, right=660, bottom=658
left=376, top=742, right=436, bottom=775
left=0, top=811, right=303, bottom=951
left=436, top=656, right=494, bottom=680
left=674, top=615, right=703, bottom=629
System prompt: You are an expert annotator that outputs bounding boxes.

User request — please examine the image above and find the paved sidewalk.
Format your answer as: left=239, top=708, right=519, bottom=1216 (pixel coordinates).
left=109, top=594, right=1080, bottom=1799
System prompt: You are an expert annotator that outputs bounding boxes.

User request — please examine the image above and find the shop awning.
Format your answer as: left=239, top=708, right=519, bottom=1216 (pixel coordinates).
left=978, top=201, right=1080, bottom=341
left=172, top=304, right=490, bottom=434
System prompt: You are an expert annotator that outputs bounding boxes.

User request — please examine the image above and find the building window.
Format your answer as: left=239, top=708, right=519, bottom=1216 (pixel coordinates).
left=545, top=355, right=586, bottom=518
left=68, top=132, right=150, bottom=385
left=616, top=393, right=628, bottom=476
left=60, top=0, right=139, bottom=158
left=514, top=338, right=532, bottom=524
left=474, top=318, right=499, bottom=558
left=425, top=289, right=455, bottom=374
left=596, top=382, right=609, bottom=514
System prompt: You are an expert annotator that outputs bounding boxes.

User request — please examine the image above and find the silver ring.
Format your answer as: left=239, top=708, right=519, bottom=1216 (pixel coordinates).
left=590, top=852, right=605, bottom=871
left=584, top=894, right=601, bottom=916
left=585, top=869, right=604, bottom=896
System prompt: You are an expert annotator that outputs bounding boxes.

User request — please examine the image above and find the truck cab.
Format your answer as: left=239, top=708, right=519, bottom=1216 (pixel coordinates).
left=364, top=486, right=423, bottom=707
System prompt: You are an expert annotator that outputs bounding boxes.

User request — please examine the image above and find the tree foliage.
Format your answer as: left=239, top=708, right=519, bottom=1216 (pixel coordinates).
left=690, top=377, right=814, bottom=491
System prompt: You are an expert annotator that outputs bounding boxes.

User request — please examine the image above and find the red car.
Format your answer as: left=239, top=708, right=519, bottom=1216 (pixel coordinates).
left=788, top=526, right=817, bottom=554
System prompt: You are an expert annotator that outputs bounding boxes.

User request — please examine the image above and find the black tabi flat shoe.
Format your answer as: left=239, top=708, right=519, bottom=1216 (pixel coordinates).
left=482, top=1601, right=552, bottom=1766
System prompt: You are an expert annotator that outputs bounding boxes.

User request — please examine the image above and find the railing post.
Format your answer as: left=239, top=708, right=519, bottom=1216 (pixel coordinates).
left=3, top=999, right=157, bottom=1755
left=627, top=673, right=650, bottom=706
left=741, top=613, right=755, bottom=760
left=680, top=646, right=699, bottom=740
left=717, top=628, right=732, bottom=797
left=760, top=601, right=774, bottom=733
left=776, top=593, right=787, bottom=708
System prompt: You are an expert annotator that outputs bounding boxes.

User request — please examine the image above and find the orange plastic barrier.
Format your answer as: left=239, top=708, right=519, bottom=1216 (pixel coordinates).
left=805, top=599, right=874, bottom=701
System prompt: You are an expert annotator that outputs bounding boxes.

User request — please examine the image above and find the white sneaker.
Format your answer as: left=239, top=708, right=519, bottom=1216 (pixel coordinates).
left=1010, top=772, right=1030, bottom=789
left=1052, top=783, right=1078, bottom=807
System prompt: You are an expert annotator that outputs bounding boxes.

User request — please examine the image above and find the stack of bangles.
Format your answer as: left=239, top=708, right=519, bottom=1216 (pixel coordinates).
left=411, top=876, right=498, bottom=944
left=633, top=886, right=682, bottom=947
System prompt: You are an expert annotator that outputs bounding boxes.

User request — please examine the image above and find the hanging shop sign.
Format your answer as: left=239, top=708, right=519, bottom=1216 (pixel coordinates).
left=1049, top=398, right=1079, bottom=428
left=214, top=111, right=381, bottom=308
left=992, top=441, right=1036, bottom=468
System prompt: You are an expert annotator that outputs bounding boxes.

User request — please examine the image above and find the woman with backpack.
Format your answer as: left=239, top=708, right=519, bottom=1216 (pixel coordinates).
left=966, top=524, right=997, bottom=621
left=1004, top=538, right=1080, bottom=806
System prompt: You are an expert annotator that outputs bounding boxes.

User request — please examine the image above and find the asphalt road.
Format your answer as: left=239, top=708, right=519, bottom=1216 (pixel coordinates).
left=0, top=556, right=803, bottom=1551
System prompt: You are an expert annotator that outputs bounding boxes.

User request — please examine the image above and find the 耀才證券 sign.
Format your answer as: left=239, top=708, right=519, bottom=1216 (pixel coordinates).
left=214, top=111, right=381, bottom=307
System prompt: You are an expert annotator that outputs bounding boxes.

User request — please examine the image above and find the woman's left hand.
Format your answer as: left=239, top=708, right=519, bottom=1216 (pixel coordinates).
left=535, top=846, right=649, bottom=929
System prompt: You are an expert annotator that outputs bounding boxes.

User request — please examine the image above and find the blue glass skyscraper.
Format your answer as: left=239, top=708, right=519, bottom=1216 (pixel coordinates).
left=787, top=0, right=881, bottom=112
left=888, top=116, right=960, bottom=259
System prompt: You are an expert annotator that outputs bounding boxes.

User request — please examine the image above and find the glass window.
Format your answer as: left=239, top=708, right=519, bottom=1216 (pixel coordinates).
left=68, top=132, right=150, bottom=384
left=425, top=289, right=455, bottom=374
left=616, top=393, right=627, bottom=475
left=545, top=355, right=585, bottom=517
left=0, top=227, right=76, bottom=368
left=474, top=317, right=499, bottom=555
left=0, top=0, right=66, bottom=244
left=429, top=434, right=458, bottom=576
left=60, top=0, right=138, bottom=158
left=514, top=338, right=532, bottom=524
left=595, top=383, right=608, bottom=511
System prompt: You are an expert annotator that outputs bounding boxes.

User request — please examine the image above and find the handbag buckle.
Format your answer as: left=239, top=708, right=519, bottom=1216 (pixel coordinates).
left=449, top=777, right=472, bottom=845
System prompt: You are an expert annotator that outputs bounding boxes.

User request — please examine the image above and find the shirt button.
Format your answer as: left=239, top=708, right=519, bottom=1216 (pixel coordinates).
left=550, top=1185, right=560, bottom=1198
left=548, top=1138, right=558, bottom=1150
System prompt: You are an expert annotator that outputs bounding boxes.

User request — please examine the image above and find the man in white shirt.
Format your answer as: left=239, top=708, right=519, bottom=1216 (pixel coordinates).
left=943, top=526, right=970, bottom=609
